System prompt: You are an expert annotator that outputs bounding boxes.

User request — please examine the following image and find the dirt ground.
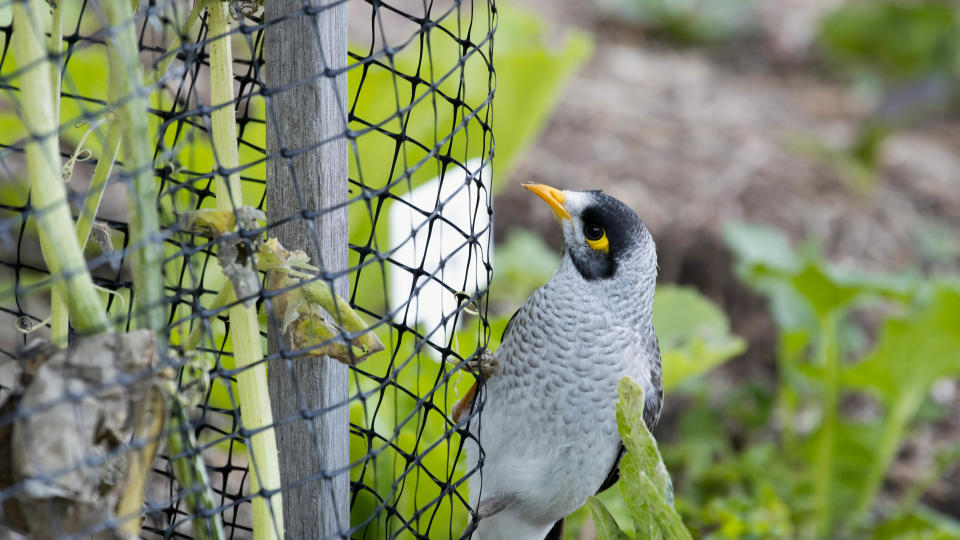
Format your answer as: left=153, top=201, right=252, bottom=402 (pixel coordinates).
left=497, top=0, right=960, bottom=520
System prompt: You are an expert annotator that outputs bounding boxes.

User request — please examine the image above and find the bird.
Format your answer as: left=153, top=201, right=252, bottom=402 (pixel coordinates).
left=453, top=183, right=663, bottom=540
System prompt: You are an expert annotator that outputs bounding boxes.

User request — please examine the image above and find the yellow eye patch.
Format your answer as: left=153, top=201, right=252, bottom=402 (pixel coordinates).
left=586, top=231, right=609, bottom=253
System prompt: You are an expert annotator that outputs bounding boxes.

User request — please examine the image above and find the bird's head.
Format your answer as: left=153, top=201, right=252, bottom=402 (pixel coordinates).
left=523, top=183, right=655, bottom=281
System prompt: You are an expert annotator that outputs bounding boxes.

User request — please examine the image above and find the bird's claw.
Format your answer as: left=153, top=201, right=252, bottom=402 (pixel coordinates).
left=465, top=348, right=497, bottom=380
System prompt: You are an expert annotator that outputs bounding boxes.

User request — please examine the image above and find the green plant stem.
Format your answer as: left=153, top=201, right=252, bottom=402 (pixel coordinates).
left=775, top=337, right=802, bottom=461
left=49, top=0, right=62, bottom=123
left=101, top=0, right=165, bottom=333
left=145, top=1, right=203, bottom=88
left=75, top=128, right=120, bottom=250
left=48, top=1, right=67, bottom=344
left=61, top=70, right=121, bottom=341
left=101, top=3, right=221, bottom=536
left=813, top=312, right=840, bottom=538
left=853, top=394, right=916, bottom=521
left=167, top=395, right=226, bottom=540
left=12, top=0, right=109, bottom=334
left=207, top=2, right=283, bottom=538
left=181, top=283, right=235, bottom=351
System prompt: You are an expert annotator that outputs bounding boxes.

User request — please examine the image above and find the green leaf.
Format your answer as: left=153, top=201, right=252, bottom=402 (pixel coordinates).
left=723, top=222, right=799, bottom=273
left=617, top=378, right=672, bottom=499
left=588, top=496, right=631, bottom=540
left=819, top=0, right=959, bottom=84
left=834, top=284, right=960, bottom=518
left=619, top=453, right=690, bottom=540
left=346, top=3, right=591, bottom=197
left=725, top=221, right=920, bottom=333
left=653, top=285, right=746, bottom=392
left=615, top=377, right=692, bottom=539
left=843, top=283, right=960, bottom=404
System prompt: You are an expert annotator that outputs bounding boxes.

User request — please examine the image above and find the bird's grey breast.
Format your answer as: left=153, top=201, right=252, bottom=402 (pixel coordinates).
left=486, top=259, right=660, bottom=453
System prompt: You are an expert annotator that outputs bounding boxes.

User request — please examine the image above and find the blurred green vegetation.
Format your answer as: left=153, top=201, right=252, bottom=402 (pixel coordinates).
left=819, top=0, right=960, bottom=88
left=597, top=0, right=756, bottom=44
left=636, top=223, right=960, bottom=539
left=814, top=0, right=960, bottom=188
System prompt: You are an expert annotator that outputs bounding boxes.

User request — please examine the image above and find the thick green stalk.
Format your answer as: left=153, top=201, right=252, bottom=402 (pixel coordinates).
left=101, top=3, right=223, bottom=535
left=167, top=396, right=227, bottom=540
left=12, top=0, right=109, bottom=334
left=207, top=3, right=283, bottom=538
left=813, top=312, right=840, bottom=538
left=60, top=63, right=121, bottom=343
left=48, top=1, right=67, bottom=344
left=101, top=0, right=165, bottom=333
left=49, top=1, right=62, bottom=121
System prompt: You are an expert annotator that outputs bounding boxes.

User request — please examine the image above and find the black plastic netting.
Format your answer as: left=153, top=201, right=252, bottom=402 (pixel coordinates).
left=0, top=0, right=495, bottom=538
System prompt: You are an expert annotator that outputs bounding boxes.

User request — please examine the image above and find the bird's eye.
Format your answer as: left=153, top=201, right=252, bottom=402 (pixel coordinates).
left=584, top=223, right=604, bottom=241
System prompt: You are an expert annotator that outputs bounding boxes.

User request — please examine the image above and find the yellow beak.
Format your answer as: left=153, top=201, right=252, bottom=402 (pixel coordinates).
left=523, top=183, right=572, bottom=221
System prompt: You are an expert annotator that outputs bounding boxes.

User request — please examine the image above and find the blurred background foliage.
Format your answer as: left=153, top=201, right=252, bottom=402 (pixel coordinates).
left=488, top=0, right=960, bottom=538
left=3, top=0, right=960, bottom=538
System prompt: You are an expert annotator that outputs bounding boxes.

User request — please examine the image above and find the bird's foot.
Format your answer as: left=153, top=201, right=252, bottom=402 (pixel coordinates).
left=465, top=348, right=497, bottom=380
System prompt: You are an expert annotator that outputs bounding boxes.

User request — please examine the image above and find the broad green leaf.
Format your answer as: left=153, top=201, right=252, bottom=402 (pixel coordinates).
left=346, top=3, right=590, bottom=198
left=723, top=222, right=799, bottom=273
left=588, top=496, right=631, bottom=540
left=619, top=453, right=691, bottom=540
left=801, top=419, right=884, bottom=513
left=832, top=284, right=960, bottom=519
left=615, top=377, right=691, bottom=539
left=653, top=285, right=746, bottom=391
left=724, top=222, right=919, bottom=330
left=617, top=377, right=673, bottom=501
left=843, top=283, right=960, bottom=405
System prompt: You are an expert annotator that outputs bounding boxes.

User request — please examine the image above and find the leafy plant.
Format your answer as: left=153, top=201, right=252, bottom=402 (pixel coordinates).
left=819, top=0, right=960, bottom=86
left=654, top=286, right=746, bottom=392
left=3, top=2, right=223, bottom=537
left=203, top=2, right=280, bottom=537
left=589, top=376, right=693, bottom=540
left=715, top=221, right=960, bottom=537
left=815, top=1, right=960, bottom=185
left=9, top=0, right=109, bottom=336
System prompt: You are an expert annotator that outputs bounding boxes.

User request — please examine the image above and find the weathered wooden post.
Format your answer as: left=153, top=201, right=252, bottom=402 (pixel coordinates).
left=264, top=1, right=349, bottom=537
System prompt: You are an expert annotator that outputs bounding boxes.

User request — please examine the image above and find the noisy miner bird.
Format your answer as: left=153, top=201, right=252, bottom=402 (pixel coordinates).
left=452, top=184, right=663, bottom=540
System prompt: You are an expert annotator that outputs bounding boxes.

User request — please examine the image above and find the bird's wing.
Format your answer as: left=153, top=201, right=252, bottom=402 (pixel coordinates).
left=500, top=308, right=521, bottom=342
left=593, top=325, right=660, bottom=494
left=596, top=442, right=626, bottom=494
left=545, top=517, right=565, bottom=540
